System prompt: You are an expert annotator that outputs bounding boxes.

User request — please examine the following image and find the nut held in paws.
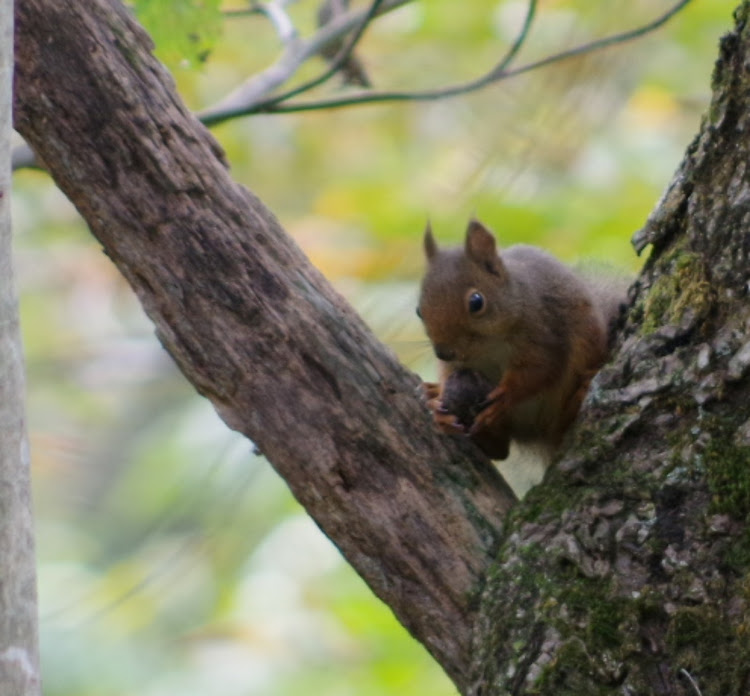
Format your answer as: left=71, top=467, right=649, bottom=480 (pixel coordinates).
left=440, top=369, right=494, bottom=428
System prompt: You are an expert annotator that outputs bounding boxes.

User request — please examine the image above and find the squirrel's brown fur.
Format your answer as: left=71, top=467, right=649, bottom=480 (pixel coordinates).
left=418, top=219, right=625, bottom=461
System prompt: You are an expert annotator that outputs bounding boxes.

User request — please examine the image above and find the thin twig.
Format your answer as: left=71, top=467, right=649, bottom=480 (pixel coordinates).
left=678, top=668, right=704, bottom=696
left=222, top=0, right=299, bottom=18
left=262, top=0, right=386, bottom=102
left=489, top=0, right=537, bottom=78
left=199, top=0, right=412, bottom=125
left=222, top=8, right=263, bottom=18
left=256, top=1, right=298, bottom=44
left=238, top=0, right=692, bottom=116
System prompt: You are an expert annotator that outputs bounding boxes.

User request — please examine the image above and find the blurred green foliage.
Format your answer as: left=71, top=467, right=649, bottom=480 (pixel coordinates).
left=132, top=0, right=223, bottom=67
left=12, top=1, right=737, bottom=694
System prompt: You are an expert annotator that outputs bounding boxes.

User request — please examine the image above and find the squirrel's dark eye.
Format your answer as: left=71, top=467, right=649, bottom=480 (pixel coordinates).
left=468, top=292, right=485, bottom=314
left=416, top=306, right=423, bottom=319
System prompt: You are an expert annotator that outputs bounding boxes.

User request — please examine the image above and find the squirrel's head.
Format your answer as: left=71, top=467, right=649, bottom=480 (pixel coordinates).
left=417, top=219, right=515, bottom=371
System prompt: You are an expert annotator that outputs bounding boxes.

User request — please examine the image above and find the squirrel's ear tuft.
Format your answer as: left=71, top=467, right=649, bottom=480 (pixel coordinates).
left=465, top=219, right=503, bottom=274
left=424, top=221, right=438, bottom=261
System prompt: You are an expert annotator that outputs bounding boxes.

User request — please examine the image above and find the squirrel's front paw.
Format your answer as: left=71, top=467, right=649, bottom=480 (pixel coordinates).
left=432, top=405, right=467, bottom=436
left=420, top=381, right=440, bottom=404
left=420, top=382, right=467, bottom=435
left=469, top=389, right=512, bottom=459
left=471, top=386, right=508, bottom=432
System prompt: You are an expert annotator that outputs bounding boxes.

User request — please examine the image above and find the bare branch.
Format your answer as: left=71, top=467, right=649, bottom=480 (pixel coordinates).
left=254, top=1, right=298, bottom=44
left=263, top=0, right=386, bottom=101
left=491, top=0, right=537, bottom=78
left=217, top=0, right=692, bottom=117
left=199, top=0, right=413, bottom=125
left=222, top=0, right=299, bottom=20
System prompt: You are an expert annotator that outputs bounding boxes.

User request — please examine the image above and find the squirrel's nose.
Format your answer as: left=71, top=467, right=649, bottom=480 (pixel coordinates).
left=434, top=344, right=456, bottom=362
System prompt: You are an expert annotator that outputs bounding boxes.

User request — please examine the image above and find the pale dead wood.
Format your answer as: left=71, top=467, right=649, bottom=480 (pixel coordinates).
left=0, top=0, right=40, bottom=693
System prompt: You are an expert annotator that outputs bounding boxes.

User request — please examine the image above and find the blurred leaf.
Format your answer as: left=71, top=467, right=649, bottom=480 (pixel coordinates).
left=132, top=0, right=222, bottom=69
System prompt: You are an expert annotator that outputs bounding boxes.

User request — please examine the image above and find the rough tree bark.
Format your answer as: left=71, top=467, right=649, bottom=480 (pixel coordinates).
left=0, top=1, right=40, bottom=694
left=471, top=5, right=750, bottom=694
left=13, top=0, right=516, bottom=690
left=11, top=1, right=750, bottom=695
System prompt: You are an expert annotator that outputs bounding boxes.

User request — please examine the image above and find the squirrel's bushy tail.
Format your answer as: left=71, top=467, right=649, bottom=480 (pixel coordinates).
left=578, top=265, right=632, bottom=347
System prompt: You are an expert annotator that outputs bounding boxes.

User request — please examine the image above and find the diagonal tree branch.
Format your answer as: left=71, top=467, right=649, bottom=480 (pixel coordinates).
left=13, top=0, right=516, bottom=690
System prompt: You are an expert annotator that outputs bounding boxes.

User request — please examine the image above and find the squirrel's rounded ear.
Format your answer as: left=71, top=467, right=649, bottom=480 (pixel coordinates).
left=466, top=219, right=503, bottom=275
left=424, top=222, right=438, bottom=261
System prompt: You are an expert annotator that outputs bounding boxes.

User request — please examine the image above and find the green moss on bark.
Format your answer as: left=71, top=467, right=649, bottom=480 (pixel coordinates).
left=666, top=606, right=750, bottom=696
left=706, top=435, right=750, bottom=521
left=640, top=246, right=714, bottom=336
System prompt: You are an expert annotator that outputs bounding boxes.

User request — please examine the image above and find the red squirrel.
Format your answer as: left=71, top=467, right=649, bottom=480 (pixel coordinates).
left=418, top=219, right=624, bottom=461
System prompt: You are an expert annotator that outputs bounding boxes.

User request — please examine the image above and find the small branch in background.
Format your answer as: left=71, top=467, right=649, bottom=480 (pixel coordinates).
left=317, top=0, right=371, bottom=87
left=487, top=0, right=537, bottom=79
left=269, top=0, right=385, bottom=99
left=216, top=0, right=692, bottom=117
left=221, top=5, right=263, bottom=18
left=199, top=0, right=412, bottom=125
left=253, top=0, right=299, bottom=44
left=679, top=669, right=704, bottom=696
left=222, top=0, right=299, bottom=20
left=14, top=0, right=693, bottom=171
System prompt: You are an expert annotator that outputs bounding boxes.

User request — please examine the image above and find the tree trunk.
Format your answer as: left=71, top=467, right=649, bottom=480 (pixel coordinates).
left=0, top=1, right=40, bottom=694
left=12, top=0, right=515, bottom=690
left=11, top=0, right=750, bottom=695
left=471, top=6, right=750, bottom=694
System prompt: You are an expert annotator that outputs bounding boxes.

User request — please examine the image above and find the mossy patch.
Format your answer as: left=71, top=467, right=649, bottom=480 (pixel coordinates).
left=536, top=638, right=608, bottom=696
left=513, top=474, right=575, bottom=524
left=702, top=422, right=750, bottom=572
left=550, top=573, right=631, bottom=650
left=533, top=584, right=644, bottom=694
left=666, top=605, right=750, bottom=696
left=539, top=590, right=750, bottom=696
left=705, top=433, right=750, bottom=522
left=724, top=529, right=750, bottom=571
left=640, top=246, right=715, bottom=335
